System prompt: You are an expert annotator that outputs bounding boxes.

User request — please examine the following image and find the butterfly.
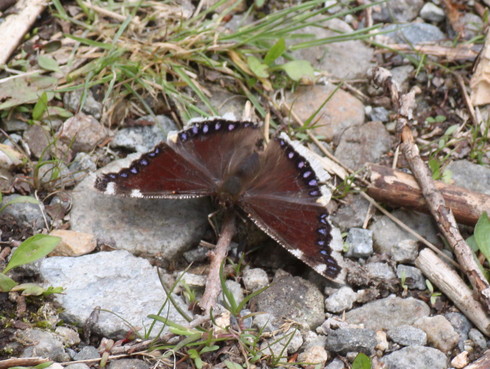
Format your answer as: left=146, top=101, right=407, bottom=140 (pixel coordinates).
left=95, top=119, right=342, bottom=282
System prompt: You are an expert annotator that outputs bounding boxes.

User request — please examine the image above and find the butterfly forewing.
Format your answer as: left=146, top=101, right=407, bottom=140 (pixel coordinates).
left=94, top=142, right=215, bottom=198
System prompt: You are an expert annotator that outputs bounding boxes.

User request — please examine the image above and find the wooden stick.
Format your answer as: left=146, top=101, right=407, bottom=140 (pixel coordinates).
left=367, top=164, right=490, bottom=226
left=0, top=357, right=50, bottom=369
left=198, top=210, right=235, bottom=314
left=369, top=66, right=490, bottom=312
left=0, top=0, right=48, bottom=65
left=415, top=249, right=490, bottom=335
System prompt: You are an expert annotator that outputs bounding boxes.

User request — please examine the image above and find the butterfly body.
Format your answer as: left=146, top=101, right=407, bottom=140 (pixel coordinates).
left=95, top=119, right=343, bottom=282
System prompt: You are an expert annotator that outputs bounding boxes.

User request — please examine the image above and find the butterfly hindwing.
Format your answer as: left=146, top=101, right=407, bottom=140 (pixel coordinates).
left=240, top=134, right=342, bottom=281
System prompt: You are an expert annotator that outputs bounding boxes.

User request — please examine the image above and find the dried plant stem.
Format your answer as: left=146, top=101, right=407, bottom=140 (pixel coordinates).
left=0, top=357, right=50, bottom=369
left=199, top=210, right=236, bottom=314
left=369, top=66, right=490, bottom=312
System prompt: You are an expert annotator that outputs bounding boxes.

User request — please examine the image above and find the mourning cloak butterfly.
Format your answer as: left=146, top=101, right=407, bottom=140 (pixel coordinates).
left=95, top=119, right=342, bottom=281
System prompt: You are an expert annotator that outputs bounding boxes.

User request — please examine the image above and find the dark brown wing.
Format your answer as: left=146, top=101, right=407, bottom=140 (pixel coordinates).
left=95, top=119, right=262, bottom=199
left=240, top=134, right=342, bottom=282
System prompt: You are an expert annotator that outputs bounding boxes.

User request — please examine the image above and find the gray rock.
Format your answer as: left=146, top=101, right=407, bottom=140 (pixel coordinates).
left=392, top=239, right=419, bottom=263
left=1, top=117, right=29, bottom=132
left=381, top=23, right=446, bottom=45
left=260, top=328, right=303, bottom=358
left=219, top=280, right=244, bottom=307
left=345, top=228, right=373, bottom=258
left=63, top=89, right=102, bottom=119
left=107, top=359, right=150, bottom=369
left=413, top=316, right=460, bottom=352
left=65, top=364, right=91, bottom=369
left=325, top=328, right=377, bottom=355
left=242, top=268, right=269, bottom=291
left=291, top=18, right=374, bottom=80
left=447, top=160, right=490, bottom=195
left=302, top=331, right=327, bottom=349
left=370, top=210, right=441, bottom=256
left=396, top=265, right=425, bottom=290
left=391, top=65, right=415, bottom=92
left=1, top=194, right=47, bottom=231
left=297, top=345, right=328, bottom=367
left=183, top=246, right=208, bottom=263
left=110, top=115, right=177, bottom=153
left=16, top=328, right=70, bottom=361
left=334, top=121, right=392, bottom=171
left=325, top=286, right=357, bottom=313
left=365, top=262, right=396, bottom=280
left=73, top=346, right=100, bottom=361
left=252, top=275, right=324, bottom=329
left=372, top=0, right=424, bottom=22
left=325, top=358, right=346, bottom=369
left=58, top=113, right=108, bottom=153
left=54, top=326, right=80, bottom=346
left=202, top=84, right=248, bottom=119
left=23, top=124, right=50, bottom=159
left=39, top=250, right=193, bottom=338
left=380, top=345, right=447, bottom=369
left=345, top=296, right=430, bottom=331
left=252, top=312, right=277, bottom=332
left=445, top=312, right=472, bottom=351
left=420, top=3, right=445, bottom=23
left=287, top=84, right=365, bottom=144
left=468, top=328, right=487, bottom=350
left=331, top=194, right=371, bottom=230
left=69, top=152, right=97, bottom=185
left=38, top=161, right=72, bottom=189
left=456, top=13, right=483, bottom=40
left=365, top=106, right=390, bottom=122
left=387, top=324, right=427, bottom=346
left=70, top=159, right=210, bottom=259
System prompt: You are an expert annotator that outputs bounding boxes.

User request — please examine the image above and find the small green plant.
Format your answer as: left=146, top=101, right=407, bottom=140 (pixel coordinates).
left=425, top=279, right=442, bottom=306
left=352, top=352, right=372, bottom=369
left=425, top=115, right=446, bottom=124
left=0, top=234, right=62, bottom=294
left=399, top=271, right=408, bottom=295
left=428, top=158, right=452, bottom=183
left=467, top=212, right=490, bottom=271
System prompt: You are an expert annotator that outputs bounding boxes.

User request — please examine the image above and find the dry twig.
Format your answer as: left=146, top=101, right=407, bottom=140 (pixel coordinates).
left=0, top=0, right=47, bottom=65
left=368, top=164, right=490, bottom=226
left=198, top=210, right=236, bottom=314
left=369, top=66, right=490, bottom=312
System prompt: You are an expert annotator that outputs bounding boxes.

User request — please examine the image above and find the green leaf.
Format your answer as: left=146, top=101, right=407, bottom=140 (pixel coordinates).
left=200, top=345, right=219, bottom=354
left=3, top=235, right=61, bottom=274
left=32, top=92, right=49, bottom=121
left=12, top=283, right=45, bottom=296
left=475, top=212, right=490, bottom=262
left=38, top=55, right=61, bottom=72
left=352, top=352, right=372, bottom=369
left=0, top=75, right=57, bottom=110
left=225, top=361, right=243, bottom=369
left=441, top=169, right=452, bottom=184
left=264, top=38, right=286, bottom=65
left=428, top=158, right=441, bottom=180
left=278, top=60, right=314, bottom=81
left=467, top=235, right=479, bottom=252
left=0, top=195, right=40, bottom=213
left=247, top=56, right=269, bottom=78
left=0, top=273, right=18, bottom=292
